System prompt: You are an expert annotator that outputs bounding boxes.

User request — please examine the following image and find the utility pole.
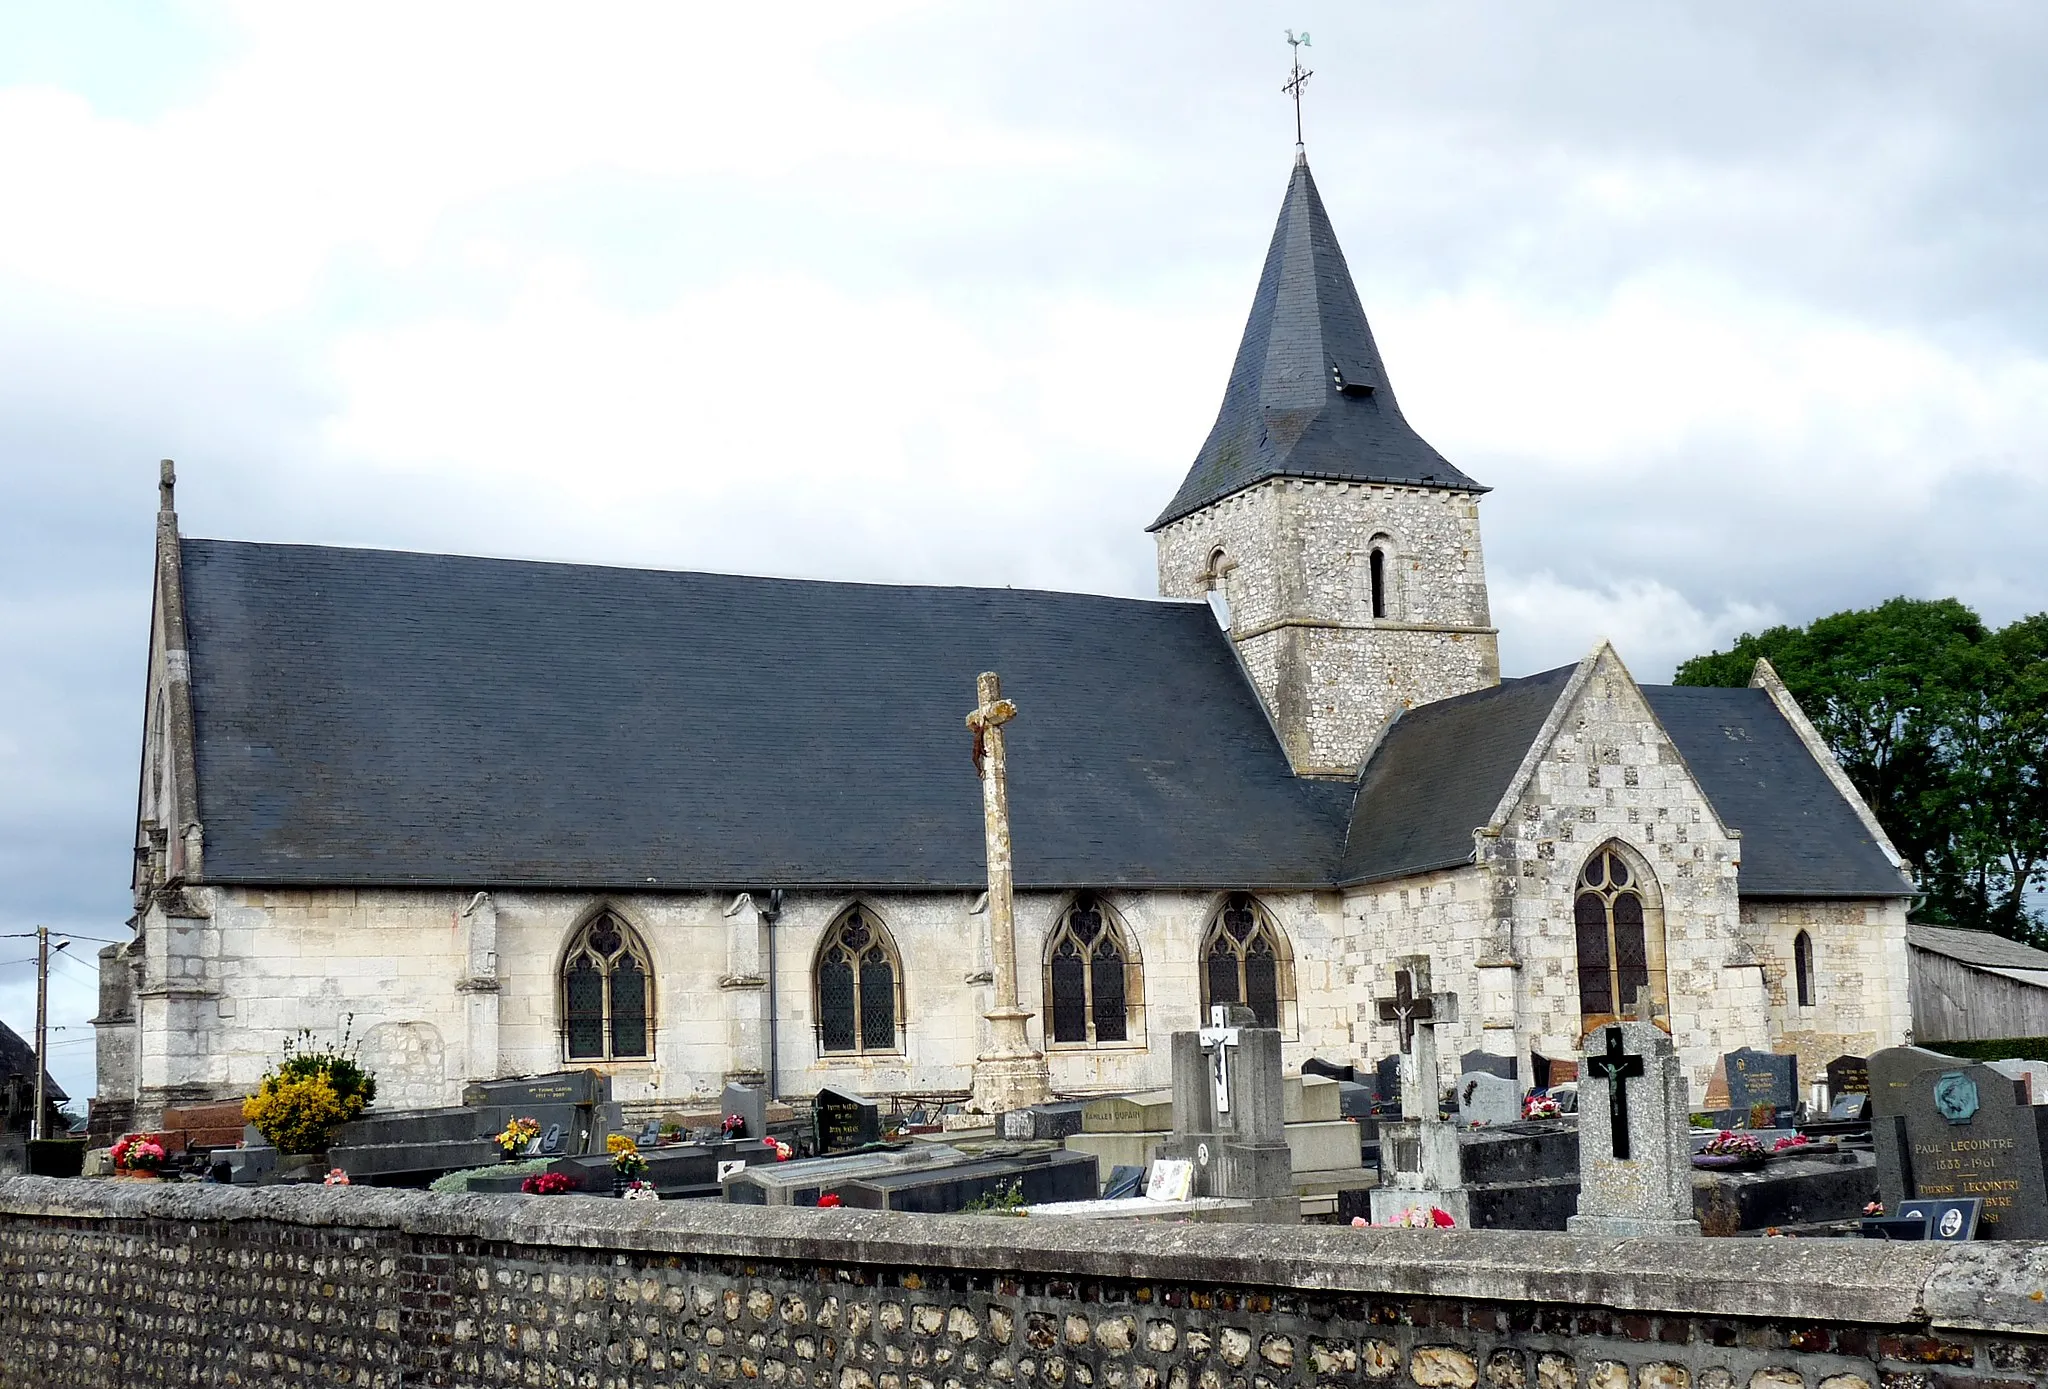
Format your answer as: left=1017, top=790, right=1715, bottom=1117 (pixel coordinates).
left=32, top=926, right=47, bottom=1142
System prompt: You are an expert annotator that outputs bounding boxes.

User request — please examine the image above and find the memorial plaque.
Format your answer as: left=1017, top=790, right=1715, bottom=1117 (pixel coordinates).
left=1078, top=1091, right=1173, bottom=1134
left=1891, top=1061, right=2048, bottom=1239
left=1722, top=1048, right=1797, bottom=1119
left=1457, top=1072, right=1521, bottom=1128
left=1825, top=1054, right=1870, bottom=1102
left=1899, top=1197, right=1982, bottom=1242
left=1459, top=1050, right=1517, bottom=1081
left=461, top=1071, right=608, bottom=1109
left=814, top=1086, right=881, bottom=1152
left=1146, top=1158, right=1194, bottom=1202
left=1827, top=1093, right=1872, bottom=1123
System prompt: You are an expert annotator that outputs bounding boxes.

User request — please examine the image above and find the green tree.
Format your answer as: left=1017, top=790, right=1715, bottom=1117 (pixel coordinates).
left=1675, top=598, right=2046, bottom=944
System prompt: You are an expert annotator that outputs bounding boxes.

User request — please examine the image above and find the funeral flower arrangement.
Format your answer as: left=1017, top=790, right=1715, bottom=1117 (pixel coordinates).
left=1522, top=1094, right=1562, bottom=1120
left=621, top=1180, right=659, bottom=1202
left=111, top=1134, right=167, bottom=1174
left=323, top=1168, right=351, bottom=1186
left=1772, top=1133, right=1810, bottom=1153
left=496, top=1117, right=540, bottom=1156
left=1699, top=1131, right=1766, bottom=1158
left=241, top=1016, right=379, bottom=1155
left=771, top=1138, right=793, bottom=1162
left=521, top=1171, right=575, bottom=1196
left=1354, top=1206, right=1456, bottom=1229
left=607, top=1134, right=649, bottom=1179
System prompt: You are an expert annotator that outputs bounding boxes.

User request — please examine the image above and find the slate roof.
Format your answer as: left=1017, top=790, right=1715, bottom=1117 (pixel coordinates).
left=1337, top=665, right=1576, bottom=885
left=181, top=540, right=1353, bottom=891
left=1335, top=670, right=1910, bottom=897
left=1641, top=686, right=1909, bottom=898
left=0, top=1019, right=66, bottom=1105
left=1150, top=154, right=1483, bottom=531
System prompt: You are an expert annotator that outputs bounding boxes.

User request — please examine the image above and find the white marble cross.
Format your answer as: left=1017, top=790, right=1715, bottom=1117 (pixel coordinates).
left=1199, top=1004, right=1242, bottom=1114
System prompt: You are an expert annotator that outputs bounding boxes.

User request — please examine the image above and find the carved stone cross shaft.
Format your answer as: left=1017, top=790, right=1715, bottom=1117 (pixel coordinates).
left=1199, top=1005, right=1243, bottom=1115
left=1587, top=1025, right=1646, bottom=1160
left=966, top=672, right=1032, bottom=1059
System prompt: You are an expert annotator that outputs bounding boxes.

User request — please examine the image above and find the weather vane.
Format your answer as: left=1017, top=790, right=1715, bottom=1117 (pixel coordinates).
left=1284, top=30, right=1313, bottom=148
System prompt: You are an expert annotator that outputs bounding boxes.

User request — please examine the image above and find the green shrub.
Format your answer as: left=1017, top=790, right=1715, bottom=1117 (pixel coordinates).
left=1926, top=1037, right=2048, bottom=1064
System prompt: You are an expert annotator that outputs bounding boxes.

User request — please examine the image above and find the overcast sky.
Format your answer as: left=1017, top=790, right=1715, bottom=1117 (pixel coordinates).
left=4, top=2, right=2045, bottom=1104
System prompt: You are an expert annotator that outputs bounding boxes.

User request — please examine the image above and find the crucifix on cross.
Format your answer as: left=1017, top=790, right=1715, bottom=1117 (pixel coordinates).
left=1586, top=1025, right=1646, bottom=1160
left=1375, top=967, right=1433, bottom=1052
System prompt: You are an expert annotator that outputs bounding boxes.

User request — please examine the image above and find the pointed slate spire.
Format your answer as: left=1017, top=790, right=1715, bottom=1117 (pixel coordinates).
left=1150, top=154, right=1484, bottom=531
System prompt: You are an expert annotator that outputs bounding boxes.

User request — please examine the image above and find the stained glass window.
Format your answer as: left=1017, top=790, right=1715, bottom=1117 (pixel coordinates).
left=816, top=906, right=901, bottom=1055
left=560, top=912, right=654, bottom=1061
left=1199, top=894, right=1288, bottom=1030
left=1043, top=895, right=1136, bottom=1046
left=1574, top=846, right=1667, bottom=1033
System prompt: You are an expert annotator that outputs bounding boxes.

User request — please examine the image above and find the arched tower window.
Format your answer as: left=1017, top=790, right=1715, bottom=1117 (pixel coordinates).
left=1204, top=548, right=1234, bottom=629
left=1044, top=894, right=1142, bottom=1046
left=561, top=910, right=654, bottom=1061
left=1200, top=894, right=1291, bottom=1030
left=1794, top=930, right=1815, bottom=1007
left=1369, top=548, right=1387, bottom=619
left=815, top=904, right=902, bottom=1055
left=1573, top=844, right=1669, bottom=1033
left=1361, top=534, right=1398, bottom=622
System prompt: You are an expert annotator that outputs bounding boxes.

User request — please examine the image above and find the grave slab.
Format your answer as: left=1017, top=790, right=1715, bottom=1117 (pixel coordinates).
left=836, top=1149, right=1099, bottom=1213
left=1456, top=1072, right=1522, bottom=1129
left=1078, top=1091, right=1173, bottom=1134
left=723, top=1144, right=967, bottom=1206
left=998, top=1101, right=1085, bottom=1142
left=1568, top=1021, right=1701, bottom=1238
left=1877, top=1059, right=2048, bottom=1239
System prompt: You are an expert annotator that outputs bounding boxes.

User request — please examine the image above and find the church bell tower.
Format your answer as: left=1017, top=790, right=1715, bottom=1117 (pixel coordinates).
left=1150, top=154, right=1499, bottom=777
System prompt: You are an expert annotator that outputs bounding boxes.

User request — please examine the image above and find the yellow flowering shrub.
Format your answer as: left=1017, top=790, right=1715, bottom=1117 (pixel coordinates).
left=242, top=1073, right=363, bottom=1154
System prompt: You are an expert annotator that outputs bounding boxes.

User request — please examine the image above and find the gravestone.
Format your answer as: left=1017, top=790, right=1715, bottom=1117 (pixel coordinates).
left=1153, top=1007, right=1295, bottom=1222
left=1101, top=1164, right=1145, bottom=1200
left=724, top=1143, right=966, bottom=1206
left=462, top=1071, right=608, bottom=1109
left=1456, top=1071, right=1521, bottom=1128
left=1826, top=1054, right=1871, bottom=1102
left=1302, top=1057, right=1358, bottom=1084
left=814, top=1086, right=881, bottom=1152
left=1373, top=1055, right=1403, bottom=1113
left=1987, top=1058, right=2048, bottom=1105
left=721, top=1083, right=768, bottom=1141
left=1877, top=1060, right=2048, bottom=1240
left=836, top=1149, right=1098, bottom=1213
left=1460, top=1050, right=1516, bottom=1081
left=1567, top=1021, right=1701, bottom=1238
left=1077, top=1091, right=1173, bottom=1133
left=1868, top=1045, right=1956, bottom=1203
left=1827, top=1093, right=1872, bottom=1122
left=1723, top=1048, right=1798, bottom=1121
left=999, top=1100, right=1086, bottom=1142
left=1368, top=959, right=1466, bottom=1226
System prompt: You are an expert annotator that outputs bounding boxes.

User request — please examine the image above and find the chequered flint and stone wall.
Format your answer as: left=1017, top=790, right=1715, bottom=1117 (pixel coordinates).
left=4, top=1178, right=2045, bottom=1389
left=1155, top=479, right=1499, bottom=776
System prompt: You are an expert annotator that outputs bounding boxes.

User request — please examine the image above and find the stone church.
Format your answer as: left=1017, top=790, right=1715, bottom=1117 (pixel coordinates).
left=96, top=153, right=1914, bottom=1134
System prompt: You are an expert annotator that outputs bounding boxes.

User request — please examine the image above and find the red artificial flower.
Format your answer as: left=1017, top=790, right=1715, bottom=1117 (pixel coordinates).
left=1429, top=1207, right=1456, bottom=1228
left=817, top=1193, right=842, bottom=1208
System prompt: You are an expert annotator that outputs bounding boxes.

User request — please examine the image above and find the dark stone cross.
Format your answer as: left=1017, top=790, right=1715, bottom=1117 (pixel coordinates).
left=1587, top=1026, right=1646, bottom=1160
left=1375, top=969, right=1434, bottom=1053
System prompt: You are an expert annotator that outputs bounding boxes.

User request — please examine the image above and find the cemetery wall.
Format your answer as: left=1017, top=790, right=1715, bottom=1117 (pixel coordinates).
left=5, top=1177, right=2046, bottom=1389
left=1743, top=900, right=1911, bottom=1085
left=117, top=883, right=1353, bottom=1129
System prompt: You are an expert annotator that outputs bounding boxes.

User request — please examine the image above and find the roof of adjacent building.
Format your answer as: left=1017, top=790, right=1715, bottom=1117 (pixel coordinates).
left=0, top=1019, right=66, bottom=1106
left=182, top=539, right=1354, bottom=891
left=1907, top=924, right=2048, bottom=983
left=1150, top=154, right=1483, bottom=531
left=1337, top=665, right=1576, bottom=885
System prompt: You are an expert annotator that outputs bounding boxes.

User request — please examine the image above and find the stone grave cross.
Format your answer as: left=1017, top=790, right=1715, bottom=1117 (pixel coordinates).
left=1377, top=957, right=1457, bottom=1121
left=1586, top=1025, right=1646, bottom=1159
left=965, top=670, right=1050, bottom=1114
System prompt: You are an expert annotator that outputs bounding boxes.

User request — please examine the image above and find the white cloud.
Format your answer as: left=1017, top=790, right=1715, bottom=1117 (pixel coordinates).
left=1493, top=572, right=1780, bottom=684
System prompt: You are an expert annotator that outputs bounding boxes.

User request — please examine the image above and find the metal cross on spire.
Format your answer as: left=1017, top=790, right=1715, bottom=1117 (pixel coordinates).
left=1283, top=30, right=1313, bottom=148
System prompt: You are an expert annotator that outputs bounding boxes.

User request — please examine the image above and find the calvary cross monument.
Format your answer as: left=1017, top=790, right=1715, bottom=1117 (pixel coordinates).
left=966, top=671, right=1052, bottom=1115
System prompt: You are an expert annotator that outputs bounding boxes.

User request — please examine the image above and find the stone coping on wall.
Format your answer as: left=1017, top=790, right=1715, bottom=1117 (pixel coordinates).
left=4, top=1176, right=2042, bottom=1336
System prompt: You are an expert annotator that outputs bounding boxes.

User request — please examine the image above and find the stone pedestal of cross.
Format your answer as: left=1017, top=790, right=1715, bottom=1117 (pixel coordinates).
left=1567, top=1020, right=1701, bottom=1238
left=964, top=671, right=1051, bottom=1117
left=1369, top=957, right=1473, bottom=1226
left=1158, top=1005, right=1295, bottom=1222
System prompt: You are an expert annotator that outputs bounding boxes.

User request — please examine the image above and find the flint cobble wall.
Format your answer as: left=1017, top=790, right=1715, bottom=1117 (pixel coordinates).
left=2, top=1178, right=2044, bottom=1389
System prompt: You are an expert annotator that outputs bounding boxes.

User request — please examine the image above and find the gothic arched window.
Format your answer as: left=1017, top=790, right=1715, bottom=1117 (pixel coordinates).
left=815, top=904, right=902, bottom=1055
left=1044, top=894, right=1140, bottom=1046
left=561, top=911, right=654, bottom=1061
left=1200, top=894, right=1289, bottom=1030
left=1794, top=930, right=1815, bottom=1007
left=1573, top=845, right=1668, bottom=1033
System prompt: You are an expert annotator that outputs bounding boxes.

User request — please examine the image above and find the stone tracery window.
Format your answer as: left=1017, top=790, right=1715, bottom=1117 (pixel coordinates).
left=1794, top=929, right=1815, bottom=1008
left=561, top=911, right=654, bottom=1061
left=1044, top=894, right=1139, bottom=1046
left=815, top=904, right=902, bottom=1055
left=1200, top=893, right=1290, bottom=1030
left=1573, top=844, right=1668, bottom=1034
